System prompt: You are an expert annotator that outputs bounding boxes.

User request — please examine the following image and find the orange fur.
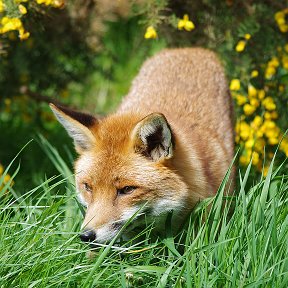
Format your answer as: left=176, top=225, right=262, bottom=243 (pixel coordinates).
left=50, top=48, right=234, bottom=243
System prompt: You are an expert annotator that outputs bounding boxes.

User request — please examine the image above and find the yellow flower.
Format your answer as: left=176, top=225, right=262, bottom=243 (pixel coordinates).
left=269, top=57, right=280, bottom=67
left=265, top=129, right=279, bottom=139
left=264, top=112, right=272, bottom=120
left=19, top=29, right=30, bottom=40
left=245, top=138, right=255, bottom=149
left=285, top=43, right=288, bottom=53
left=279, top=24, right=288, bottom=33
left=236, top=121, right=251, bottom=140
left=235, top=40, right=246, bottom=52
left=3, top=174, right=10, bottom=183
left=251, top=70, right=258, bottom=78
left=252, top=152, right=259, bottom=165
left=144, top=26, right=157, bottom=39
left=282, top=56, right=288, bottom=69
left=251, top=116, right=262, bottom=129
left=250, top=98, right=260, bottom=108
left=240, top=130, right=250, bottom=140
left=243, top=104, right=256, bottom=116
left=239, top=149, right=257, bottom=166
left=257, top=89, right=265, bottom=100
left=280, top=139, right=288, bottom=156
left=244, top=33, right=251, bottom=40
left=254, top=138, right=265, bottom=152
left=229, top=79, right=241, bottom=91
left=270, top=111, right=278, bottom=119
left=240, top=151, right=252, bottom=166
left=0, top=16, right=30, bottom=40
left=37, top=0, right=63, bottom=6
left=0, top=164, right=3, bottom=175
left=0, top=1, right=4, bottom=13
left=265, top=120, right=276, bottom=129
left=235, top=94, right=247, bottom=106
left=268, top=138, right=279, bottom=145
left=275, top=11, right=285, bottom=23
left=278, top=85, right=285, bottom=92
left=256, top=130, right=264, bottom=138
left=36, top=0, right=51, bottom=4
left=248, top=84, right=257, bottom=98
left=263, top=166, right=269, bottom=177
left=240, top=155, right=249, bottom=166
left=1, top=17, right=22, bottom=33
left=18, top=4, right=27, bottom=14
left=0, top=170, right=15, bottom=191
left=35, top=0, right=64, bottom=7
left=265, top=66, right=276, bottom=79
left=264, top=112, right=278, bottom=120
left=262, top=97, right=276, bottom=110
left=264, top=124, right=280, bottom=139
left=275, top=10, right=288, bottom=33
left=178, top=14, right=195, bottom=31
left=52, top=0, right=65, bottom=8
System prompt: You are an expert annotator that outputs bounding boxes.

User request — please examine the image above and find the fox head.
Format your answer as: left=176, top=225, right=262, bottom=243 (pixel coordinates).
left=50, top=104, right=189, bottom=243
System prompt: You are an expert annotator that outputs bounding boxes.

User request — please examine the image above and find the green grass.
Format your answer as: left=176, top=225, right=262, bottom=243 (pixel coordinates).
left=0, top=140, right=287, bottom=287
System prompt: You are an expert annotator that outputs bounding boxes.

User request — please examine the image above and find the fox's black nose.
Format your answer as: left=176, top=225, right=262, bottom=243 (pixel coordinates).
left=80, top=229, right=96, bottom=243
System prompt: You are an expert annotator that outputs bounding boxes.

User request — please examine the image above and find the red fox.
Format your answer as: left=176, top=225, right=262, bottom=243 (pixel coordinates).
left=50, top=48, right=234, bottom=243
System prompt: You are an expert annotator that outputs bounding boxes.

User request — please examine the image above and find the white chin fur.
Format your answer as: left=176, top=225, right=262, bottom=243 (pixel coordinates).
left=120, top=206, right=143, bottom=222
left=94, top=207, right=144, bottom=243
left=152, top=197, right=185, bottom=216
left=95, top=225, right=118, bottom=243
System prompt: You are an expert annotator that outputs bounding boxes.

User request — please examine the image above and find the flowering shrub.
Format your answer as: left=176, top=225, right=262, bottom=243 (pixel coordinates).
left=0, top=0, right=287, bottom=180
left=275, top=8, right=288, bottom=33
left=177, top=14, right=195, bottom=31
left=228, top=8, right=288, bottom=174
left=0, top=0, right=64, bottom=40
left=144, top=26, right=157, bottom=39
left=235, top=34, right=251, bottom=53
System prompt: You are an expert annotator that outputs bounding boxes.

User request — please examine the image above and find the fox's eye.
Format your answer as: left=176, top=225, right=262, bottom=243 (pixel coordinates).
left=117, top=186, right=137, bottom=196
left=84, top=183, right=92, bottom=193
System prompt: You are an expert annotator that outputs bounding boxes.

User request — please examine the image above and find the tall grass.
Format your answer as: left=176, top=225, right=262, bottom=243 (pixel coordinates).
left=0, top=140, right=287, bottom=287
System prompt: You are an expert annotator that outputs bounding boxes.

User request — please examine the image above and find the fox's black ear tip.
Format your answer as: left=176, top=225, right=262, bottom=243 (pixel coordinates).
left=49, top=103, right=65, bottom=114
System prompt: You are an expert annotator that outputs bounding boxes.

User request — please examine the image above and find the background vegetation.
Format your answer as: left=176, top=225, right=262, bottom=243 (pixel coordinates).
left=0, top=0, right=287, bottom=287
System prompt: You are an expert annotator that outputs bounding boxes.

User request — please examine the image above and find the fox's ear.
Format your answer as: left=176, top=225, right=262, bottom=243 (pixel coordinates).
left=132, top=113, right=174, bottom=161
left=50, top=103, right=97, bottom=152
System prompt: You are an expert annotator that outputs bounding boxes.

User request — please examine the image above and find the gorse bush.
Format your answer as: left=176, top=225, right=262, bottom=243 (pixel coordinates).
left=232, top=41, right=288, bottom=174
left=0, top=0, right=64, bottom=40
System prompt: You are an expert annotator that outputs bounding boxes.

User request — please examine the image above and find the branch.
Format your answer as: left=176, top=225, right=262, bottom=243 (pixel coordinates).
left=20, top=86, right=70, bottom=108
left=19, top=85, right=104, bottom=118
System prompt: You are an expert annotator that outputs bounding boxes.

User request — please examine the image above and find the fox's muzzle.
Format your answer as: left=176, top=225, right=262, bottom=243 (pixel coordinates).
left=79, top=229, right=96, bottom=243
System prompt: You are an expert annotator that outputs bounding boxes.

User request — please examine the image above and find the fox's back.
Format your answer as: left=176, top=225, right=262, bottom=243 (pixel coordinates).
left=119, top=48, right=234, bottom=165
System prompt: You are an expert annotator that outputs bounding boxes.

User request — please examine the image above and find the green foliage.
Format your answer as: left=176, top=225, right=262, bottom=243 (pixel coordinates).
left=0, top=142, right=287, bottom=287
